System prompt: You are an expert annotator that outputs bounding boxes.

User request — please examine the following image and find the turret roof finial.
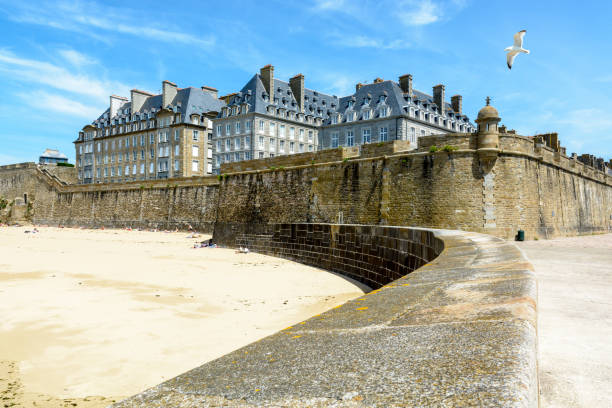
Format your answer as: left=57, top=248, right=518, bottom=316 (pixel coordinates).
left=486, top=96, right=491, bottom=106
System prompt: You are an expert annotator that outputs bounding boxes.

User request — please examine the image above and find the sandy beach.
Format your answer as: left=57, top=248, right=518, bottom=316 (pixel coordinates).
left=0, top=226, right=368, bottom=407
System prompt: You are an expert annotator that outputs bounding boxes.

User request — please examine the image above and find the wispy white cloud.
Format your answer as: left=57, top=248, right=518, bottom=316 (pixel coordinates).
left=327, top=32, right=410, bottom=50
left=313, top=0, right=347, bottom=11
left=397, top=0, right=441, bottom=26
left=17, top=90, right=102, bottom=118
left=58, top=49, right=97, bottom=67
left=0, top=49, right=130, bottom=101
left=7, top=1, right=215, bottom=47
left=558, top=108, right=612, bottom=134
left=596, top=75, right=612, bottom=83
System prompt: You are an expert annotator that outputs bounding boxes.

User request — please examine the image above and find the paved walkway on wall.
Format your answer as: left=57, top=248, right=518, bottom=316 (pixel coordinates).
left=517, top=234, right=612, bottom=408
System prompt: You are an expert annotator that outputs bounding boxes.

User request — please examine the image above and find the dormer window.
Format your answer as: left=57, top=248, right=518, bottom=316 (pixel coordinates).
left=331, top=115, right=338, bottom=125
left=347, top=100, right=354, bottom=109
left=363, top=110, right=371, bottom=120
left=380, top=107, right=389, bottom=117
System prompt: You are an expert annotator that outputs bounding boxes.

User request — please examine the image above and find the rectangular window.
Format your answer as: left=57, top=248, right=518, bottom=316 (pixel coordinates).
left=149, top=134, right=154, bottom=144
left=235, top=122, right=240, bottom=134
left=225, top=124, right=231, bottom=135
left=193, top=130, right=199, bottom=141
left=175, top=145, right=179, bottom=156
left=141, top=135, right=145, bottom=146
left=216, top=125, right=222, bottom=135
left=331, top=132, right=339, bottom=148
left=331, top=115, right=338, bottom=124
left=192, top=145, right=199, bottom=157
left=279, top=140, right=285, bottom=151
left=258, top=151, right=264, bottom=159
left=259, top=120, right=264, bottom=132
left=234, top=152, right=240, bottom=161
left=132, top=164, right=136, bottom=174
left=226, top=139, right=231, bottom=151
left=299, top=129, right=304, bottom=141
left=259, top=136, right=264, bottom=149
left=245, top=120, right=251, bottom=132
left=245, top=136, right=250, bottom=147
left=308, top=130, right=313, bottom=142
left=126, top=138, right=129, bottom=148
left=174, top=160, right=179, bottom=171
left=421, top=129, right=426, bottom=137
left=150, top=162, right=154, bottom=174
left=410, top=127, right=416, bottom=143
left=118, top=166, right=122, bottom=176
left=346, top=130, right=354, bottom=147
left=299, top=143, right=304, bottom=153
left=289, top=141, right=295, bottom=153
left=150, top=148, right=154, bottom=159
left=245, top=151, right=251, bottom=160
left=140, top=163, right=145, bottom=174
left=363, top=110, right=371, bottom=120
left=104, top=167, right=108, bottom=177
left=235, top=137, right=240, bottom=150
left=363, top=128, right=371, bottom=144
left=289, top=127, right=295, bottom=140
left=380, top=127, right=389, bottom=142
left=309, top=144, right=313, bottom=152
left=111, top=167, right=115, bottom=177
left=269, top=138, right=275, bottom=152
left=217, top=140, right=222, bottom=152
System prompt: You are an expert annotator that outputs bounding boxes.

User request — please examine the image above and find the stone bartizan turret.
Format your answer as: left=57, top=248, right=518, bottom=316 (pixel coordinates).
left=475, top=97, right=501, bottom=167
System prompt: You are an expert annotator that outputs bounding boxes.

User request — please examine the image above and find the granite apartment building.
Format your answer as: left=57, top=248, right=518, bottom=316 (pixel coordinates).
left=75, top=81, right=223, bottom=184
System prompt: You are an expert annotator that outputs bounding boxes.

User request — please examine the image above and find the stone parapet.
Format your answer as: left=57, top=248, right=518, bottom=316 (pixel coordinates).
left=113, top=225, right=538, bottom=407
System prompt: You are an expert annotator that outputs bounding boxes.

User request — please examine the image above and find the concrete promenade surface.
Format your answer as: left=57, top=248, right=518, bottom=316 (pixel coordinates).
left=518, top=234, right=612, bottom=408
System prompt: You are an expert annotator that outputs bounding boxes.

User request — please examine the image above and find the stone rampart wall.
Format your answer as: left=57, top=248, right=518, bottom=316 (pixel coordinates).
left=214, top=223, right=441, bottom=289
left=1, top=132, right=611, bottom=239
left=114, top=226, right=538, bottom=407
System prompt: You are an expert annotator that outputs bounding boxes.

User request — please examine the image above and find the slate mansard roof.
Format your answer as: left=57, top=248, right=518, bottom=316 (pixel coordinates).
left=221, top=74, right=473, bottom=128
left=221, top=74, right=338, bottom=121
left=329, top=80, right=473, bottom=126
left=89, top=87, right=225, bottom=129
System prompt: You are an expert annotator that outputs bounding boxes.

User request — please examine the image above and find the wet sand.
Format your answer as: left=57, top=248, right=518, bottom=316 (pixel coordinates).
left=0, top=226, right=368, bottom=407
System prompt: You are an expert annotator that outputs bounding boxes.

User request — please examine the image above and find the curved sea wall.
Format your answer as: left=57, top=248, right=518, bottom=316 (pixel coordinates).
left=114, top=225, right=538, bottom=407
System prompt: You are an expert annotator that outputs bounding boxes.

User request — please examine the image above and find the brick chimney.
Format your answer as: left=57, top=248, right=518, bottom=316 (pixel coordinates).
left=399, top=74, right=412, bottom=95
left=110, top=95, right=128, bottom=118
left=130, top=89, right=152, bottom=113
left=201, top=85, right=218, bottom=99
left=373, top=77, right=384, bottom=84
left=162, top=80, right=177, bottom=108
left=356, top=83, right=364, bottom=92
left=289, top=74, right=305, bottom=112
left=260, top=64, right=274, bottom=97
left=451, top=95, right=462, bottom=115
left=433, top=84, right=445, bottom=116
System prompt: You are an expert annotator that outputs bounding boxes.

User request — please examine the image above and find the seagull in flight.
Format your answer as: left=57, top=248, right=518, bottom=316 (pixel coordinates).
left=505, top=30, right=529, bottom=69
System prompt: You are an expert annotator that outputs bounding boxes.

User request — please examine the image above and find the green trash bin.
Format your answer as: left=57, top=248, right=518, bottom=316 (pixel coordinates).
left=516, top=230, right=525, bottom=241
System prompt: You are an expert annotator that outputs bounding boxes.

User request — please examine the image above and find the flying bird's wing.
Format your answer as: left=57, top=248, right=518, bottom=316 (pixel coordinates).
left=513, top=30, right=526, bottom=48
left=507, top=50, right=519, bottom=69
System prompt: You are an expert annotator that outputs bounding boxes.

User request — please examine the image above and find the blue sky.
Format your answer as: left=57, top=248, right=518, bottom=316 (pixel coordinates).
left=0, top=0, right=611, bottom=164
